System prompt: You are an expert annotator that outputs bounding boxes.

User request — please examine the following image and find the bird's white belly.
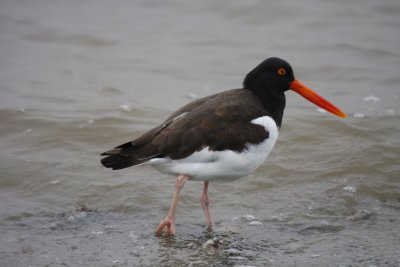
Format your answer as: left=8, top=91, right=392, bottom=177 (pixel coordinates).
left=148, top=116, right=279, bottom=182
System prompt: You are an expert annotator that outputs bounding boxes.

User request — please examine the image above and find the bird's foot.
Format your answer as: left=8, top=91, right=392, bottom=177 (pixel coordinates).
left=155, top=217, right=176, bottom=236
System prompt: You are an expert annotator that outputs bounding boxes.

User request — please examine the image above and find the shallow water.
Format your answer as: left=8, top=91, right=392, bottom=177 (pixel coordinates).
left=1, top=0, right=400, bottom=266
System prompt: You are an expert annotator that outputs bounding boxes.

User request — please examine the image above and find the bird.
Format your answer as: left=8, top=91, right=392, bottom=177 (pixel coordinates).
left=100, top=57, right=347, bottom=235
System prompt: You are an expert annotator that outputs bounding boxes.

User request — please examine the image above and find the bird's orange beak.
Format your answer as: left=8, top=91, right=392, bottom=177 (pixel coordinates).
left=290, top=79, right=347, bottom=118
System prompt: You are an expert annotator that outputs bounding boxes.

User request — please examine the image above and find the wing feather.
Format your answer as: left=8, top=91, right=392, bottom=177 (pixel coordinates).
left=101, top=89, right=271, bottom=169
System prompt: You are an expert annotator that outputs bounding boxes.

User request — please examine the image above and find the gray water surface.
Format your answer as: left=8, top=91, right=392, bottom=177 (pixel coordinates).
left=1, top=0, right=400, bottom=266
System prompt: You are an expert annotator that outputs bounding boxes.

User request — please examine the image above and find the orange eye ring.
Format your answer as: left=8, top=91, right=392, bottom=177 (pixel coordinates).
left=277, top=67, right=287, bottom=76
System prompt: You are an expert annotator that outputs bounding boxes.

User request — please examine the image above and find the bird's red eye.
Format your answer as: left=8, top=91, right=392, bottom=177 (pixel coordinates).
left=277, top=68, right=287, bottom=76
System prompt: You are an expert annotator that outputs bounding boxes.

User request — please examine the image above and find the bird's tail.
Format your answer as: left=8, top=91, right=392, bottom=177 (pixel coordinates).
left=100, top=154, right=135, bottom=170
left=100, top=141, right=160, bottom=170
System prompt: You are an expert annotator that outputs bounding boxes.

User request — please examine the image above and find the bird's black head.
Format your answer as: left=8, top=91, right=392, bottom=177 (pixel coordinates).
left=243, top=57, right=347, bottom=120
left=243, top=57, right=295, bottom=94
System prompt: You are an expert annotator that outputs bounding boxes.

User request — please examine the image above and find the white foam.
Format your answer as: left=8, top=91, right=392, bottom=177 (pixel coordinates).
left=310, top=254, right=321, bottom=258
left=186, top=93, right=197, bottom=99
left=343, top=186, right=356, bottom=193
left=248, top=221, right=263, bottom=226
left=353, top=113, right=365, bottom=118
left=243, top=214, right=255, bottom=221
left=225, top=248, right=241, bottom=255
left=386, top=109, right=395, bottom=115
left=119, top=104, right=131, bottom=112
left=363, top=95, right=380, bottom=102
left=91, top=230, right=103, bottom=235
left=129, top=231, right=138, bottom=240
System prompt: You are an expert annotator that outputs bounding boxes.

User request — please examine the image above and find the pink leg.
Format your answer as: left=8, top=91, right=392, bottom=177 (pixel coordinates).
left=200, top=181, right=213, bottom=230
left=155, top=174, right=189, bottom=236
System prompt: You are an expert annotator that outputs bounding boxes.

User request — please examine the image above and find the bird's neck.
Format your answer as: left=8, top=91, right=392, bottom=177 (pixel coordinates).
left=248, top=88, right=286, bottom=128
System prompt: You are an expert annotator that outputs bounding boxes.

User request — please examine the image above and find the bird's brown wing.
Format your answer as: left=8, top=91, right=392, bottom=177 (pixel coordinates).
left=101, top=89, right=270, bottom=169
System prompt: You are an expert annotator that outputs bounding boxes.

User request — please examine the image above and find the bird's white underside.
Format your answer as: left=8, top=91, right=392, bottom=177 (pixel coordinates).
left=148, top=115, right=279, bottom=182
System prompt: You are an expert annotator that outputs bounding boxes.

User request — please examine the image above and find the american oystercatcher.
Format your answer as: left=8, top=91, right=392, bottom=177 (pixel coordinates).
left=101, top=57, right=346, bottom=235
